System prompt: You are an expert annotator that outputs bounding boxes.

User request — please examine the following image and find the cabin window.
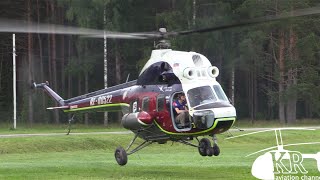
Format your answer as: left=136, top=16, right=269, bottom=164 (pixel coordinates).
left=156, top=94, right=165, bottom=112
left=142, top=97, right=150, bottom=111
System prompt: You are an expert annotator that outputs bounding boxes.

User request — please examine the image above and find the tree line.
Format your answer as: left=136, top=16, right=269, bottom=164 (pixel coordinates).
left=0, top=0, right=319, bottom=126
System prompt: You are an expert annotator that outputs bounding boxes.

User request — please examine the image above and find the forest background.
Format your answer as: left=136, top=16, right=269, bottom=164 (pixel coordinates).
left=0, top=0, right=319, bottom=126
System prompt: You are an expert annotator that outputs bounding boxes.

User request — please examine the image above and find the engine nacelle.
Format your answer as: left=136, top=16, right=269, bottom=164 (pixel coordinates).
left=121, top=111, right=153, bottom=130
left=183, top=67, right=196, bottom=79
left=208, top=66, right=219, bottom=78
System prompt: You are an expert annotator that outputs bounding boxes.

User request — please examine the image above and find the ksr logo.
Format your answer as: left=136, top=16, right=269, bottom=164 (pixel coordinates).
left=227, top=128, right=320, bottom=180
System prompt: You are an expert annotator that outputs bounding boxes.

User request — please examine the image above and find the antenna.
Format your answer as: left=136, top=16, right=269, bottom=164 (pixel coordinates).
left=126, top=74, right=130, bottom=83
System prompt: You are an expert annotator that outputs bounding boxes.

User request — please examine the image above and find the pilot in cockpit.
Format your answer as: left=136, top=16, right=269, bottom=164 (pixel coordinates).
left=173, top=93, right=189, bottom=127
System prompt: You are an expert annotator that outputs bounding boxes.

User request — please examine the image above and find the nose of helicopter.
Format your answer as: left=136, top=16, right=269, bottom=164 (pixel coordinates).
left=190, top=108, right=236, bottom=133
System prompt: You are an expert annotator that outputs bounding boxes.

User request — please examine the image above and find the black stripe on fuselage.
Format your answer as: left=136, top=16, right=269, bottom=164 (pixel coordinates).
left=64, top=80, right=137, bottom=104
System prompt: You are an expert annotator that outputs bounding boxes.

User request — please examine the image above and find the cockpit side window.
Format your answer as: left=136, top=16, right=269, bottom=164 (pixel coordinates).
left=213, top=85, right=228, bottom=101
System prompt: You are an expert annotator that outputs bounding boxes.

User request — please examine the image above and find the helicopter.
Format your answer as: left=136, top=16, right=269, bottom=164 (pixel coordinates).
left=2, top=6, right=320, bottom=166
left=32, top=36, right=236, bottom=166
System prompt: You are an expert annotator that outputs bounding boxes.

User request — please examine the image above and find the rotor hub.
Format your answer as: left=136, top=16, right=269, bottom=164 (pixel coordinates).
left=155, top=28, right=171, bottom=49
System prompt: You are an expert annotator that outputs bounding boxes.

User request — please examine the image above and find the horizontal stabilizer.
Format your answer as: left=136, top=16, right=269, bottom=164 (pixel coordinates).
left=47, top=106, right=69, bottom=110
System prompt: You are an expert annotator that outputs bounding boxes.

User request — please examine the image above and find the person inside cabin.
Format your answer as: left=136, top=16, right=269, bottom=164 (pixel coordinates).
left=173, top=93, right=189, bottom=127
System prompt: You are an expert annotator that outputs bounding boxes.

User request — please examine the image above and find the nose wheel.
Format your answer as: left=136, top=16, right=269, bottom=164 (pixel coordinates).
left=198, top=138, right=213, bottom=156
left=213, top=143, right=220, bottom=156
left=212, top=135, right=220, bottom=156
left=198, top=135, right=220, bottom=157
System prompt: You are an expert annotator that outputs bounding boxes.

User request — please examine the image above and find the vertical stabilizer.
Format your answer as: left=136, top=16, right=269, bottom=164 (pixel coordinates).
left=32, top=81, right=65, bottom=106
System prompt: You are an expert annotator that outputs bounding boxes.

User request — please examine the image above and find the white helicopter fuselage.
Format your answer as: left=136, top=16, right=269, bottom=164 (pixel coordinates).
left=141, top=49, right=236, bottom=120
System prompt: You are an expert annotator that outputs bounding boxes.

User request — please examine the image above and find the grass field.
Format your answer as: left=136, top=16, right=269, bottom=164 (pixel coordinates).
left=1, top=118, right=319, bottom=134
left=0, top=127, right=319, bottom=179
left=0, top=123, right=125, bottom=134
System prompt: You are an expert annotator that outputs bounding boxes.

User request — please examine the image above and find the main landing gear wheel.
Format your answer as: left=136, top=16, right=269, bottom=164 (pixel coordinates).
left=213, top=144, right=220, bottom=156
left=206, top=147, right=214, bottom=157
left=212, top=134, right=220, bottom=156
left=115, top=147, right=127, bottom=166
left=198, top=138, right=212, bottom=156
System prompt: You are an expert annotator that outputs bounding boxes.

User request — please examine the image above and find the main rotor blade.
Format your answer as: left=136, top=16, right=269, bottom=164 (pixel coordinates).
left=80, top=6, right=320, bottom=39
left=172, top=6, right=320, bottom=36
left=86, top=31, right=163, bottom=39
left=1, top=6, right=319, bottom=39
left=0, top=19, right=153, bottom=39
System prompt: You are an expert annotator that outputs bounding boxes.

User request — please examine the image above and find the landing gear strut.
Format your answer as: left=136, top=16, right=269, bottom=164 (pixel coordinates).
left=66, top=114, right=75, bottom=135
left=114, top=133, right=153, bottom=166
left=212, top=134, right=220, bottom=156
left=197, top=135, right=220, bottom=157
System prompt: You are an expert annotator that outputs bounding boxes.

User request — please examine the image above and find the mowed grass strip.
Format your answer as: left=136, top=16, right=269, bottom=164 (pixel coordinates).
left=0, top=130, right=319, bottom=179
left=1, top=119, right=319, bottom=134
left=0, top=123, right=127, bottom=134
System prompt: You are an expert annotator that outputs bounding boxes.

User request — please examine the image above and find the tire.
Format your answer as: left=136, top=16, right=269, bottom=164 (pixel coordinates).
left=213, top=144, right=220, bottom=156
left=115, top=146, right=128, bottom=166
left=198, top=138, right=211, bottom=156
left=206, top=147, right=214, bottom=157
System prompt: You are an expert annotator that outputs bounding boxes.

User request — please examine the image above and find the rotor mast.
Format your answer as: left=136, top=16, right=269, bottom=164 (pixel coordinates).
left=155, top=28, right=171, bottom=49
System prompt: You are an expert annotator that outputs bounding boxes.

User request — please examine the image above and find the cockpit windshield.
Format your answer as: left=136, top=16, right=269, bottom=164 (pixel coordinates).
left=187, top=86, right=217, bottom=108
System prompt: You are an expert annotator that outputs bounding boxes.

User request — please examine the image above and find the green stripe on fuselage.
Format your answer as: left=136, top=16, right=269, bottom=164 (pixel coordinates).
left=64, top=103, right=129, bottom=113
left=154, top=117, right=236, bottom=136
